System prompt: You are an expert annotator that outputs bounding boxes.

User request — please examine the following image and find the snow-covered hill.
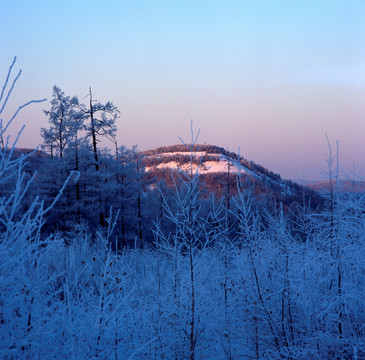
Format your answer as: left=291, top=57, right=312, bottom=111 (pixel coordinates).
left=141, top=144, right=321, bottom=208
left=143, top=144, right=275, bottom=177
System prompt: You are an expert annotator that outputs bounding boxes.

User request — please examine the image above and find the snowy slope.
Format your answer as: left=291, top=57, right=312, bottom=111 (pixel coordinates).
left=145, top=153, right=245, bottom=175
left=142, top=144, right=288, bottom=185
left=140, top=144, right=311, bottom=202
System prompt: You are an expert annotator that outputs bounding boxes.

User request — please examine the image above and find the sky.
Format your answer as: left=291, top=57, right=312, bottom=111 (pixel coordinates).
left=1, top=0, right=365, bottom=180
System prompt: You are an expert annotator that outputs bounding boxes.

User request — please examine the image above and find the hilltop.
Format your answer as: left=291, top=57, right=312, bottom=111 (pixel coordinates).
left=141, top=144, right=322, bottom=209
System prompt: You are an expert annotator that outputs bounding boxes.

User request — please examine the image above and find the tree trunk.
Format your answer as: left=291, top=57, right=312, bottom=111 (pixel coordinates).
left=189, top=238, right=195, bottom=360
left=89, top=87, right=99, bottom=172
left=74, top=133, right=81, bottom=223
left=89, top=87, right=104, bottom=226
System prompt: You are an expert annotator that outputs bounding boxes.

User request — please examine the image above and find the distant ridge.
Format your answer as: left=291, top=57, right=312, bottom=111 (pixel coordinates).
left=9, top=147, right=49, bottom=172
left=305, top=180, right=365, bottom=193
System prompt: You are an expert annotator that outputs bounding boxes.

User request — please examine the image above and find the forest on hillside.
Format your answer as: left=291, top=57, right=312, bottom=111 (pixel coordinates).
left=1, top=59, right=365, bottom=359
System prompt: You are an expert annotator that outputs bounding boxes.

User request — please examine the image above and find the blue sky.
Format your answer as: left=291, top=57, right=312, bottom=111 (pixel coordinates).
left=1, top=0, right=365, bottom=180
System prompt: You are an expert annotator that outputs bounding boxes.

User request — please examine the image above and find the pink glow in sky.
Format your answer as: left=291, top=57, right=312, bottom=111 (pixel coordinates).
left=1, top=0, right=365, bottom=180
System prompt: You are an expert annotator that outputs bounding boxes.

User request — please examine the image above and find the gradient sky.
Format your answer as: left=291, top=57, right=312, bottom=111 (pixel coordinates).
left=1, top=0, right=365, bottom=180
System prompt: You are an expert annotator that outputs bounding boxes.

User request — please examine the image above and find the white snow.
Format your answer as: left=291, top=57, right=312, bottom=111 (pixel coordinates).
left=145, top=153, right=247, bottom=175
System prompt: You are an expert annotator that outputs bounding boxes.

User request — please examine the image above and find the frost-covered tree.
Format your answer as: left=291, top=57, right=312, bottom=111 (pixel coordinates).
left=81, top=87, right=119, bottom=171
left=0, top=57, right=78, bottom=358
left=154, top=124, right=225, bottom=359
left=76, top=87, right=120, bottom=227
left=41, top=85, right=83, bottom=158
